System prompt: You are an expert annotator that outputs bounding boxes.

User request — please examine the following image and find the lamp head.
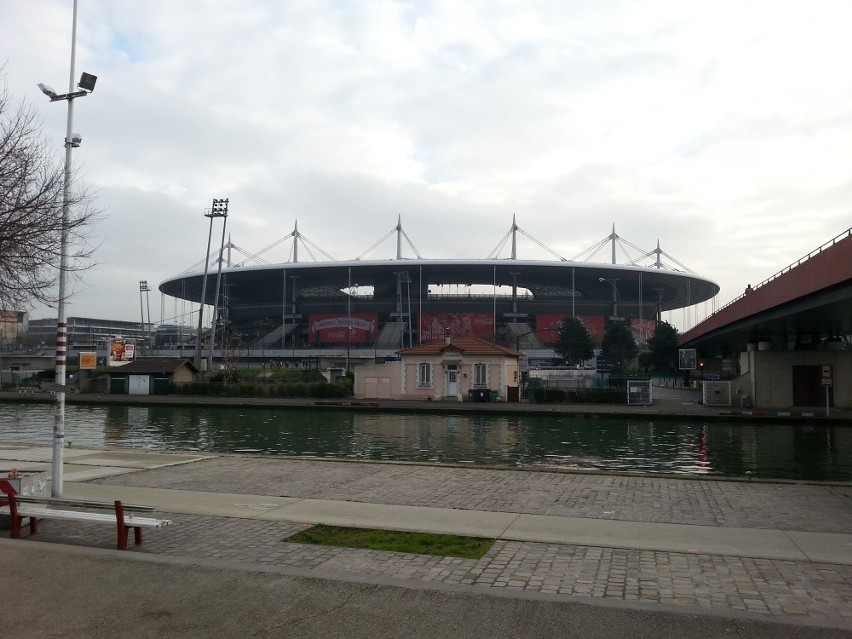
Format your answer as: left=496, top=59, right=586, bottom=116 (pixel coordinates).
left=78, top=72, right=97, bottom=92
left=37, top=83, right=58, bottom=99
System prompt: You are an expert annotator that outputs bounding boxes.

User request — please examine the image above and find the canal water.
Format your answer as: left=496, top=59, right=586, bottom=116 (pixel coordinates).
left=0, top=402, right=849, bottom=481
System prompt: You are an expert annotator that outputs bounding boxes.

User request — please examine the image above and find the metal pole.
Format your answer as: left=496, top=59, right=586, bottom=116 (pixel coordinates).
left=146, top=287, right=152, bottom=352
left=193, top=214, right=215, bottom=369
left=139, top=282, right=145, bottom=350
left=51, top=0, right=80, bottom=497
left=281, top=269, right=287, bottom=351
left=347, top=266, right=351, bottom=372
left=208, top=203, right=229, bottom=371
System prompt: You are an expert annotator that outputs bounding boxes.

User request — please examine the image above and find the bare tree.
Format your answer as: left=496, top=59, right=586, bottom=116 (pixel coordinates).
left=0, top=76, right=100, bottom=310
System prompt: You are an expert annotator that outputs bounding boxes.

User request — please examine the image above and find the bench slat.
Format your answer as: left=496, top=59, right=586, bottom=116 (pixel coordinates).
left=4, top=505, right=170, bottom=528
left=14, top=496, right=155, bottom=512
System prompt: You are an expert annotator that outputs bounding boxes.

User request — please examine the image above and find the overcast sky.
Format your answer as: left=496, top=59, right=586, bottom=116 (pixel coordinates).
left=3, top=0, right=851, bottom=332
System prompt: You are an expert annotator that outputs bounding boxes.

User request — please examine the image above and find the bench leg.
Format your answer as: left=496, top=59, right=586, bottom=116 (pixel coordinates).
left=114, top=501, right=144, bottom=550
left=10, top=515, right=37, bottom=539
left=115, top=525, right=143, bottom=551
left=115, top=501, right=128, bottom=550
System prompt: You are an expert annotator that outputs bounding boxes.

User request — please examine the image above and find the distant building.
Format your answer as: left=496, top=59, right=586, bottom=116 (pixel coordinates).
left=24, top=317, right=154, bottom=352
left=104, top=358, right=198, bottom=395
left=0, top=311, right=27, bottom=349
left=354, top=336, right=521, bottom=402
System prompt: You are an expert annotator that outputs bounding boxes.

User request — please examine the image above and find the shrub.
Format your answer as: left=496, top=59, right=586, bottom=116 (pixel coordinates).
left=531, top=386, right=625, bottom=404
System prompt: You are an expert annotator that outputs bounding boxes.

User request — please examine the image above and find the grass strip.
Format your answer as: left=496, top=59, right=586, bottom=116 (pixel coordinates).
left=286, top=524, right=494, bottom=559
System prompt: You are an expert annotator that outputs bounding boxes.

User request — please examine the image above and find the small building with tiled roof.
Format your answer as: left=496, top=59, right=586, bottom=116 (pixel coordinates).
left=354, top=336, right=520, bottom=402
left=105, top=358, right=198, bottom=395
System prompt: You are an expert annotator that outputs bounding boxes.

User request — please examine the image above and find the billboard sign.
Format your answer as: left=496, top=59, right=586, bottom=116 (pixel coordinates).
left=678, top=348, right=697, bottom=370
left=308, top=313, right=378, bottom=344
left=420, top=313, right=494, bottom=341
left=79, top=352, right=97, bottom=370
left=109, top=338, right=135, bottom=366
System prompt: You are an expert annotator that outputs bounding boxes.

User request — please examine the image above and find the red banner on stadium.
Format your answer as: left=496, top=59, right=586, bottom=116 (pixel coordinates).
left=535, top=314, right=606, bottom=345
left=308, top=313, right=378, bottom=344
left=420, top=313, right=494, bottom=341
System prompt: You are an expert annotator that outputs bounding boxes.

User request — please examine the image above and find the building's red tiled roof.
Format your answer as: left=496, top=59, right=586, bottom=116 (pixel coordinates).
left=398, top=337, right=519, bottom=357
left=107, top=358, right=198, bottom=375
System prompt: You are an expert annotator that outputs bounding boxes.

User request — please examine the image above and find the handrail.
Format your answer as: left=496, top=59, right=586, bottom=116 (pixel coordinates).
left=700, top=226, right=852, bottom=320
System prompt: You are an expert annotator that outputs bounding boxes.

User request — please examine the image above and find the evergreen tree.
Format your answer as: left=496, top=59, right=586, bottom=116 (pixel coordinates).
left=601, top=321, right=637, bottom=375
left=554, top=316, right=595, bottom=365
left=646, top=321, right=679, bottom=371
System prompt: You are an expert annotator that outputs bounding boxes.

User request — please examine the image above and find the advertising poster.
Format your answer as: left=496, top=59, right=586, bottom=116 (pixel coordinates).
left=308, top=313, right=378, bottom=344
left=419, top=313, right=494, bottom=341
left=109, top=338, right=135, bottom=366
left=79, top=352, right=97, bottom=370
left=535, top=314, right=606, bottom=345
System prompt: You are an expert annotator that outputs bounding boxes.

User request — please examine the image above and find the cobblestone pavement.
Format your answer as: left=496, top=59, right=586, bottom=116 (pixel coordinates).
left=94, top=456, right=852, bottom=533
left=0, top=456, right=831, bottom=628
left=8, top=513, right=852, bottom=628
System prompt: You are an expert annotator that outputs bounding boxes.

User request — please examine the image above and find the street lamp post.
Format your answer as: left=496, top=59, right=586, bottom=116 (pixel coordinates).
left=599, top=277, right=621, bottom=321
left=38, top=0, right=97, bottom=497
left=289, top=275, right=300, bottom=358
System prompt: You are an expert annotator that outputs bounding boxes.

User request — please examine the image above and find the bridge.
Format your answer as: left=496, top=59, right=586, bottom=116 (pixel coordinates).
left=679, top=228, right=852, bottom=410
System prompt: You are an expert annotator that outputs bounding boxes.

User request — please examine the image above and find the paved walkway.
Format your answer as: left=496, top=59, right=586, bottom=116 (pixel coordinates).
left=1, top=443, right=851, bottom=631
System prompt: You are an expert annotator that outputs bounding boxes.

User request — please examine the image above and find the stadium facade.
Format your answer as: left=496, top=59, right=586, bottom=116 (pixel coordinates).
left=158, top=221, right=720, bottom=367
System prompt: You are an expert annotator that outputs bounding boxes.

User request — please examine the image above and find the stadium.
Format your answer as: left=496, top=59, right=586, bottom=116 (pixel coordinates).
left=158, top=218, right=719, bottom=368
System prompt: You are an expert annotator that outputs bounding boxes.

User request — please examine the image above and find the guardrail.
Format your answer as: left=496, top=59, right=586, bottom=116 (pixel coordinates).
left=702, top=226, right=852, bottom=321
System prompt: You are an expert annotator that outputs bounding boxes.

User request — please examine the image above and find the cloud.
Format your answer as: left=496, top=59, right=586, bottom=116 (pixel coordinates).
left=3, top=0, right=852, bottom=332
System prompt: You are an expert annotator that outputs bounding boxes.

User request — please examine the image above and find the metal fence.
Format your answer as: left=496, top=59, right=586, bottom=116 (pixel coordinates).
left=702, top=381, right=732, bottom=407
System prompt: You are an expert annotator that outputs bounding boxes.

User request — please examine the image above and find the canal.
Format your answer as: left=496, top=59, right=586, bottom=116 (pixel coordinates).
left=1, top=402, right=849, bottom=481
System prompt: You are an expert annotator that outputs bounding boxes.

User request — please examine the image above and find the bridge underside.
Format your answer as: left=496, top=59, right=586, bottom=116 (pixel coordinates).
left=684, top=281, right=852, bottom=357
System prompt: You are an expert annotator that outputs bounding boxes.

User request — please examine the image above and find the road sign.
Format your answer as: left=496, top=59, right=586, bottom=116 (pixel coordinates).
left=678, top=349, right=697, bottom=370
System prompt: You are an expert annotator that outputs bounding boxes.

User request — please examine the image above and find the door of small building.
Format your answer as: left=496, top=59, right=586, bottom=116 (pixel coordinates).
left=153, top=377, right=171, bottom=395
left=792, top=365, right=832, bottom=407
left=109, top=376, right=126, bottom=394
left=128, top=374, right=150, bottom=395
left=446, top=364, right=459, bottom=396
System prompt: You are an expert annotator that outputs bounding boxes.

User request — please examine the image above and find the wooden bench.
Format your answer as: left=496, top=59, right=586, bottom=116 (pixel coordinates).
left=1, top=494, right=171, bottom=551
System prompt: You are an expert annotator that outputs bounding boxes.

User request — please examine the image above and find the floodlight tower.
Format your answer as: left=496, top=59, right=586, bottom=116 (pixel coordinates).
left=139, top=280, right=151, bottom=352
left=194, top=198, right=228, bottom=371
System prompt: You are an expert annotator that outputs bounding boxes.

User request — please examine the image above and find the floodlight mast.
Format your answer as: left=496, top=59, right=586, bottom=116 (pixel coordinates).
left=37, top=0, right=97, bottom=498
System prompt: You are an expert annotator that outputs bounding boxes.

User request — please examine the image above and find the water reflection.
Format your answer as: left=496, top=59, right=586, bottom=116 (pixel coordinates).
left=1, top=403, right=849, bottom=481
